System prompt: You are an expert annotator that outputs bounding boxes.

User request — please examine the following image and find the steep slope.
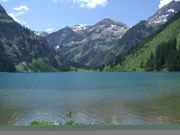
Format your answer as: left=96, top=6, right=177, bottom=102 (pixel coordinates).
left=103, top=20, right=155, bottom=63
left=46, top=19, right=130, bottom=68
left=0, top=5, right=16, bottom=72
left=46, top=26, right=85, bottom=48
left=46, top=1, right=180, bottom=69
left=148, top=0, right=180, bottom=25
left=0, top=40, right=16, bottom=72
left=106, top=11, right=180, bottom=72
left=102, top=0, right=180, bottom=68
left=0, top=4, right=79, bottom=72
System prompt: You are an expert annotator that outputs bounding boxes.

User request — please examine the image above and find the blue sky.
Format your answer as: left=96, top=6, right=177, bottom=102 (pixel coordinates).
left=0, top=0, right=175, bottom=32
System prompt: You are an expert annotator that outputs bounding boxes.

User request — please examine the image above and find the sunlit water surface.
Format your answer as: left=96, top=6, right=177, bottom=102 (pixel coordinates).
left=0, top=72, right=180, bottom=126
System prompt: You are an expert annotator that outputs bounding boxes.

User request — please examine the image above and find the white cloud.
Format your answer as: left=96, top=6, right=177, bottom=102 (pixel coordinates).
left=11, top=5, right=29, bottom=20
left=52, top=0, right=108, bottom=8
left=52, top=0, right=58, bottom=3
left=8, top=5, right=29, bottom=27
left=9, top=13, right=27, bottom=26
left=159, top=0, right=180, bottom=8
left=80, top=3, right=85, bottom=8
left=74, top=0, right=108, bottom=8
left=0, top=0, right=9, bottom=2
left=8, top=13, right=19, bottom=22
left=14, top=5, right=29, bottom=11
left=15, top=11, right=25, bottom=16
left=46, top=28, right=54, bottom=33
left=22, top=21, right=26, bottom=25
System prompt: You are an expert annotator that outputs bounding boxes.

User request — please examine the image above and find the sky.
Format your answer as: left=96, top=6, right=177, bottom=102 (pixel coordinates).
left=0, top=0, right=178, bottom=33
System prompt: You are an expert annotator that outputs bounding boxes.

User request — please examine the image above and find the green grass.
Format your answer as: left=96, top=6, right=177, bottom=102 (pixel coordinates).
left=118, top=18, right=180, bottom=72
left=0, top=19, right=14, bottom=23
left=71, top=67, right=97, bottom=72
left=74, top=50, right=83, bottom=61
left=16, top=58, right=58, bottom=72
left=30, top=120, right=83, bottom=126
left=0, top=14, right=13, bottom=23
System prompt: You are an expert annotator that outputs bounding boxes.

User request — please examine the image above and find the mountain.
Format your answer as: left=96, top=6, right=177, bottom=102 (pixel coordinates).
left=104, top=11, right=180, bottom=72
left=101, top=0, right=180, bottom=67
left=46, top=1, right=180, bottom=69
left=0, top=4, right=82, bottom=72
left=148, top=0, right=180, bottom=25
left=46, top=26, right=85, bottom=49
left=103, top=20, right=155, bottom=63
left=70, top=24, right=90, bottom=33
left=46, top=19, right=130, bottom=68
left=34, top=31, right=48, bottom=37
left=0, top=4, right=7, bottom=14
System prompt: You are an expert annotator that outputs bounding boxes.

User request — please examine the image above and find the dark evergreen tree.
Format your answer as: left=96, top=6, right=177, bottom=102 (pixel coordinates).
left=145, top=37, right=179, bottom=72
left=0, top=41, right=16, bottom=72
left=48, top=53, right=59, bottom=68
left=140, top=60, right=144, bottom=68
left=145, top=52, right=154, bottom=71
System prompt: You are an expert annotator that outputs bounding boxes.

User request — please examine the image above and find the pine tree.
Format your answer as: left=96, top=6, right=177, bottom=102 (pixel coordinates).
left=145, top=52, right=154, bottom=71
left=140, top=60, right=144, bottom=68
left=177, top=48, right=180, bottom=70
left=0, top=40, right=16, bottom=72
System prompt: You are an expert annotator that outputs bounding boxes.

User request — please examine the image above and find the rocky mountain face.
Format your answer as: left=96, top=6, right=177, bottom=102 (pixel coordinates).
left=148, top=0, right=180, bottom=25
left=1, top=1, right=180, bottom=71
left=34, top=31, right=48, bottom=37
left=46, top=26, right=85, bottom=49
left=46, top=19, right=130, bottom=68
left=102, top=1, right=180, bottom=66
left=70, top=24, right=90, bottom=33
left=105, top=21, right=155, bottom=61
left=46, top=1, right=180, bottom=69
left=0, top=4, right=81, bottom=72
left=0, top=4, right=7, bottom=14
left=107, top=11, right=180, bottom=72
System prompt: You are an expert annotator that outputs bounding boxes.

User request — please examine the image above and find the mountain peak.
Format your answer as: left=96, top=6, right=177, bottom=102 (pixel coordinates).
left=100, top=18, right=124, bottom=23
left=147, top=0, right=180, bottom=24
left=70, top=24, right=90, bottom=32
left=34, top=31, right=48, bottom=37
left=102, top=18, right=116, bottom=22
left=0, top=4, right=7, bottom=15
left=94, top=18, right=129, bottom=29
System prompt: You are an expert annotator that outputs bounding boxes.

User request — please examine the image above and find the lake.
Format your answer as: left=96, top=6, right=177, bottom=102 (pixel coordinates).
left=0, top=72, right=180, bottom=126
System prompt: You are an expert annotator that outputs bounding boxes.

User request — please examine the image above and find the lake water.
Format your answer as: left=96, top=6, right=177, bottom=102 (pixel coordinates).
left=0, top=72, right=180, bottom=126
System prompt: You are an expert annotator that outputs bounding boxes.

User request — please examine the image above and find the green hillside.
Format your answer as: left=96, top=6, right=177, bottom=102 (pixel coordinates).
left=104, top=12, right=180, bottom=72
left=0, top=5, right=86, bottom=72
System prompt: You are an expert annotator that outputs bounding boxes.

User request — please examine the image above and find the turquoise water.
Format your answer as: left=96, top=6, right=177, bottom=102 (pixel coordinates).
left=0, top=72, right=180, bottom=125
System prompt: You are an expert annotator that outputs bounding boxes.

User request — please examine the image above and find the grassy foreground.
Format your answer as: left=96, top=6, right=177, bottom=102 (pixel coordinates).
left=30, top=120, right=84, bottom=126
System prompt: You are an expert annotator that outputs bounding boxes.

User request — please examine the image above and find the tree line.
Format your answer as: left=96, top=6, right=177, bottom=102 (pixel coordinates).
left=145, top=37, right=180, bottom=72
left=0, top=40, right=16, bottom=72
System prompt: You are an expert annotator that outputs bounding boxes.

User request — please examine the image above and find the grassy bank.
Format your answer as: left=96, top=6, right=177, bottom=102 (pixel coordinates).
left=30, top=120, right=86, bottom=126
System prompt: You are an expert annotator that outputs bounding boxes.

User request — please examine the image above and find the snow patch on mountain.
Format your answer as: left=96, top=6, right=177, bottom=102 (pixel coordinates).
left=148, top=1, right=180, bottom=24
left=71, top=24, right=89, bottom=32
left=154, top=14, right=169, bottom=23
left=159, top=0, right=180, bottom=8
left=168, top=9, right=177, bottom=12
left=34, top=31, right=48, bottom=37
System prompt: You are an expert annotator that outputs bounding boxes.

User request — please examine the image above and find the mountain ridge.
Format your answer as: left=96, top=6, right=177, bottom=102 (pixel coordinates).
left=147, top=0, right=180, bottom=24
left=0, top=4, right=7, bottom=15
left=46, top=18, right=130, bottom=68
left=104, top=11, right=180, bottom=72
left=0, top=5, right=85, bottom=72
left=46, top=1, right=180, bottom=69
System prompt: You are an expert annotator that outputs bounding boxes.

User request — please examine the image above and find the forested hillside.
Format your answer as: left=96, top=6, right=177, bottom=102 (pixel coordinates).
left=103, top=11, right=180, bottom=72
left=0, top=4, right=84, bottom=72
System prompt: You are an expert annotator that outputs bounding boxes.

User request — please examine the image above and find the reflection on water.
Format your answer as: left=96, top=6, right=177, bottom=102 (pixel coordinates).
left=0, top=73, right=180, bottom=125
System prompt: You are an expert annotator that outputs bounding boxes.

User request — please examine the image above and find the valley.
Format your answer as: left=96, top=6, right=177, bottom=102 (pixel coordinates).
left=0, top=1, right=180, bottom=72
